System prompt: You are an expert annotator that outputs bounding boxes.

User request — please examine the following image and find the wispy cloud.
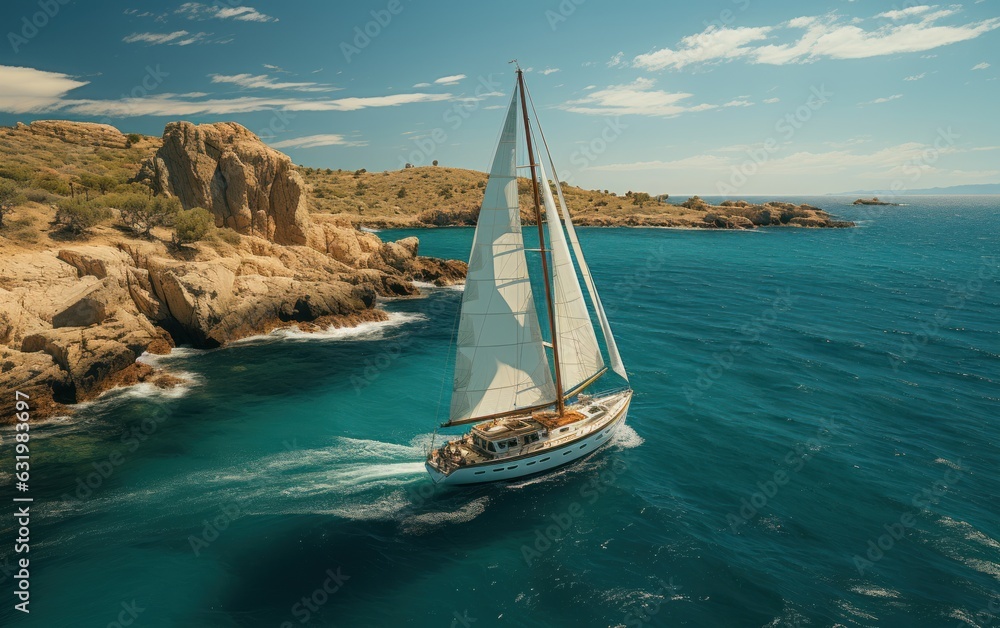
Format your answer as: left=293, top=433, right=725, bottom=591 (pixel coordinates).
left=607, top=51, right=625, bottom=67
left=561, top=77, right=716, bottom=117
left=971, top=62, right=991, bottom=70
left=763, top=97, right=780, bottom=103
left=0, top=65, right=89, bottom=113
left=176, top=2, right=277, bottom=22
left=539, top=67, right=560, bottom=75
left=859, top=94, right=903, bottom=105
left=122, top=30, right=213, bottom=46
left=0, top=65, right=452, bottom=116
left=634, top=26, right=771, bottom=70
left=904, top=72, right=927, bottom=81
left=433, top=74, right=466, bottom=86
left=210, top=73, right=338, bottom=93
left=633, top=8, right=1000, bottom=70
left=269, top=134, right=367, bottom=149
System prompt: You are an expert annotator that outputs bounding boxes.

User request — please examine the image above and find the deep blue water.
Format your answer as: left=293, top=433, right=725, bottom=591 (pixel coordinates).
left=1, top=196, right=998, bottom=627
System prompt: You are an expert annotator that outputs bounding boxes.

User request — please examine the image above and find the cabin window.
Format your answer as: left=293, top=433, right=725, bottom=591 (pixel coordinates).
left=487, top=442, right=496, bottom=452
left=507, top=439, right=518, bottom=448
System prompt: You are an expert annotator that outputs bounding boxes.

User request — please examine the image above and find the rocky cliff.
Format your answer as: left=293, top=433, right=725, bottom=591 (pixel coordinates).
left=135, top=122, right=313, bottom=245
left=0, top=121, right=465, bottom=422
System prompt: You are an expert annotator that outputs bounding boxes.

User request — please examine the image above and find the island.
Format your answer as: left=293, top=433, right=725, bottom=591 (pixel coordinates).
left=852, top=197, right=898, bottom=206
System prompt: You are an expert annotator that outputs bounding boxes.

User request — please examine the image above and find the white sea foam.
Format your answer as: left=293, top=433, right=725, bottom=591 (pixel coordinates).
left=400, top=496, right=490, bottom=534
left=939, top=517, right=1000, bottom=549
left=232, top=311, right=425, bottom=345
left=611, top=423, right=644, bottom=449
left=850, top=585, right=900, bottom=599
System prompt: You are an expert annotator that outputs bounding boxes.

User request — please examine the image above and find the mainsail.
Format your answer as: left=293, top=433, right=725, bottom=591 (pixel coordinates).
left=447, top=93, right=557, bottom=425
left=537, top=159, right=605, bottom=392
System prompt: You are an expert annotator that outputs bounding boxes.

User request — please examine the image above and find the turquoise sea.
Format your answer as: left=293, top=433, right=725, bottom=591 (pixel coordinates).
left=2, top=196, right=998, bottom=627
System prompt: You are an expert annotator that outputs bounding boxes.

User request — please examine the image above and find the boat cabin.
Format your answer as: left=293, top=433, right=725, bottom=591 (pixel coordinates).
left=470, top=419, right=543, bottom=456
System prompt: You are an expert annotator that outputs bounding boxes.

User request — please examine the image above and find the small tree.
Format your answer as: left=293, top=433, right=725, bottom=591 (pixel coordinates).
left=0, top=180, right=26, bottom=228
left=55, top=198, right=112, bottom=233
left=404, top=163, right=413, bottom=169
left=432, top=160, right=439, bottom=166
left=632, top=192, right=652, bottom=207
left=125, top=133, right=142, bottom=148
left=79, top=173, right=118, bottom=195
left=397, top=187, right=407, bottom=199
left=118, top=194, right=180, bottom=237
left=173, top=207, right=214, bottom=245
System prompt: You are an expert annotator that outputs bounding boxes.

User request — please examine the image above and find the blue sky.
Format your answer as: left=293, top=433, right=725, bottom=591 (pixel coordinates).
left=0, top=0, right=997, bottom=194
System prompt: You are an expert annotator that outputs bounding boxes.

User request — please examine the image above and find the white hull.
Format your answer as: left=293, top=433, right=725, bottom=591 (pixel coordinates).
left=426, top=391, right=631, bottom=485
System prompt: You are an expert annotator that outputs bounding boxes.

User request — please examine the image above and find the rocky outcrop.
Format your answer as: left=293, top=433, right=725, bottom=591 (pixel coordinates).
left=17, top=120, right=128, bottom=149
left=853, top=197, right=897, bottom=206
left=698, top=201, right=854, bottom=230
left=135, top=122, right=311, bottom=245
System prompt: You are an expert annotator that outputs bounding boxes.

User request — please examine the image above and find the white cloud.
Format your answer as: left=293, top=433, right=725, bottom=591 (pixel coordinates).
left=123, top=30, right=212, bottom=46
left=210, top=73, right=338, bottom=93
left=176, top=2, right=277, bottom=22
left=763, top=97, right=780, bottom=103
left=607, top=51, right=625, bottom=67
left=722, top=99, right=754, bottom=107
left=539, top=68, right=560, bottom=75
left=971, top=62, right=991, bottom=70
left=561, top=77, right=716, bottom=117
left=412, top=82, right=431, bottom=88
left=633, top=9, right=1000, bottom=70
left=269, top=134, right=366, bottom=149
left=0, top=66, right=454, bottom=117
left=0, top=65, right=89, bottom=113
left=859, top=94, right=903, bottom=105
left=904, top=72, right=927, bottom=80
left=634, top=26, right=772, bottom=70
left=434, top=74, right=466, bottom=86
left=584, top=85, right=597, bottom=90
left=876, top=6, right=933, bottom=20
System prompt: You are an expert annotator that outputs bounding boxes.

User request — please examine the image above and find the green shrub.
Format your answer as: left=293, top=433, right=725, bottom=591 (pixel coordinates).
left=397, top=187, right=407, bottom=199
left=173, top=207, right=214, bottom=244
left=22, top=187, right=56, bottom=203
left=116, top=194, right=180, bottom=237
left=55, top=197, right=112, bottom=233
left=125, top=133, right=142, bottom=147
left=213, top=227, right=242, bottom=245
left=32, top=174, right=71, bottom=196
left=0, top=164, right=33, bottom=183
left=78, top=173, right=119, bottom=194
left=0, top=180, right=27, bottom=228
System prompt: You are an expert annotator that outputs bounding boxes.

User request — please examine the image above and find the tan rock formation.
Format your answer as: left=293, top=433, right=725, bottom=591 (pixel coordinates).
left=135, top=122, right=311, bottom=245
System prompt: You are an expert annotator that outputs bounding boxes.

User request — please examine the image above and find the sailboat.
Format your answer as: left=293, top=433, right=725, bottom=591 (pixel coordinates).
left=425, top=64, right=633, bottom=485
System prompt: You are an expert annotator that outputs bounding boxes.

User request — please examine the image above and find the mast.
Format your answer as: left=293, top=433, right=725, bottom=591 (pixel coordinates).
left=517, top=68, right=564, bottom=416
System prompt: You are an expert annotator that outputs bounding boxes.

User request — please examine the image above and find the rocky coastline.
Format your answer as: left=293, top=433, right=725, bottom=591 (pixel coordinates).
left=0, top=121, right=463, bottom=422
